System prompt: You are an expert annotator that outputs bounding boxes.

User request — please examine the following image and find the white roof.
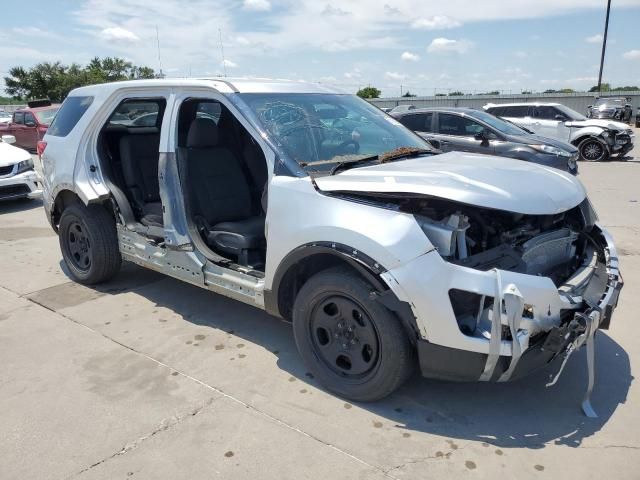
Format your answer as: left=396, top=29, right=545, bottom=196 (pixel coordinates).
left=69, top=77, right=346, bottom=97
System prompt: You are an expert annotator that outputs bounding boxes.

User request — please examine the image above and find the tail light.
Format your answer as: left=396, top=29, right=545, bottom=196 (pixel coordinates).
left=37, top=141, right=47, bottom=159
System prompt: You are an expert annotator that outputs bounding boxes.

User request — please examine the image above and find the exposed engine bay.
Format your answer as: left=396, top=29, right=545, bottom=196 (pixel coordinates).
left=337, top=192, right=599, bottom=285
left=412, top=197, right=593, bottom=286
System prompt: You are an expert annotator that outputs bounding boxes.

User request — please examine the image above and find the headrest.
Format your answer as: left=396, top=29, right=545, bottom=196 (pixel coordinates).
left=186, top=118, right=219, bottom=148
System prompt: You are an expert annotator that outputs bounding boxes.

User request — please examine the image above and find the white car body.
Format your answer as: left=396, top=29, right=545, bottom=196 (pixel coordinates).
left=484, top=102, right=634, bottom=160
left=40, top=79, right=622, bottom=405
left=0, top=135, right=42, bottom=201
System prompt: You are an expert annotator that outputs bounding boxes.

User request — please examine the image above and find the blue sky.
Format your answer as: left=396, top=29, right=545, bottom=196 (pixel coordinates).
left=1, top=0, right=639, bottom=97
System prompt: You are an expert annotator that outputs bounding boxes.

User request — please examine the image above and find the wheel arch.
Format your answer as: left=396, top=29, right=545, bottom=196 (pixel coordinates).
left=265, top=242, right=420, bottom=341
left=51, top=188, right=115, bottom=231
left=51, top=189, right=83, bottom=231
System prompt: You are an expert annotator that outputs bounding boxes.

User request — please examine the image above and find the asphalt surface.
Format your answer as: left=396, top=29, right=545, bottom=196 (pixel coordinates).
left=1, top=131, right=639, bottom=479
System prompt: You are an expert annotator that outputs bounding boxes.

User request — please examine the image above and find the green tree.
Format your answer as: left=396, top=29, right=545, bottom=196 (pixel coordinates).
left=3, top=57, right=156, bottom=102
left=402, top=91, right=416, bottom=97
left=588, top=83, right=610, bottom=92
left=612, top=85, right=639, bottom=92
left=356, top=86, right=381, bottom=99
left=448, top=91, right=464, bottom=96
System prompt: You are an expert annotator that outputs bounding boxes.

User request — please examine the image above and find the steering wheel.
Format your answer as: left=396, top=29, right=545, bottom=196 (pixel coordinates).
left=337, top=139, right=360, bottom=154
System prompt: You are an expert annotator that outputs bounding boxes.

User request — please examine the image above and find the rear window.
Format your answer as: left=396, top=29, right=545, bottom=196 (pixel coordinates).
left=48, top=96, right=94, bottom=137
left=399, top=113, right=433, bottom=132
left=501, top=106, right=530, bottom=117
left=107, top=100, right=164, bottom=128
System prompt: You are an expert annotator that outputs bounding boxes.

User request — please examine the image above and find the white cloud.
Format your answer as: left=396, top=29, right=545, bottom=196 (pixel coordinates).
left=99, top=26, right=140, bottom=43
left=401, top=51, right=420, bottom=62
left=427, top=38, right=473, bottom=54
left=515, top=50, right=527, bottom=58
left=411, top=15, right=461, bottom=30
left=344, top=69, right=362, bottom=79
left=385, top=71, right=407, bottom=81
left=221, top=59, right=238, bottom=68
left=585, top=34, right=603, bottom=43
left=243, top=0, right=271, bottom=11
left=623, top=49, right=640, bottom=60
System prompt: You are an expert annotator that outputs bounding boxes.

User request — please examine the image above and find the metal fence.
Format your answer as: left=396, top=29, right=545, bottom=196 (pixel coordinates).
left=369, top=91, right=640, bottom=115
left=0, top=104, right=26, bottom=114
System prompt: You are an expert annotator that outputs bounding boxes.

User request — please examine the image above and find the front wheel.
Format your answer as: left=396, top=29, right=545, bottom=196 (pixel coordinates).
left=59, top=203, right=122, bottom=285
left=292, top=267, right=414, bottom=402
left=578, top=138, right=608, bottom=162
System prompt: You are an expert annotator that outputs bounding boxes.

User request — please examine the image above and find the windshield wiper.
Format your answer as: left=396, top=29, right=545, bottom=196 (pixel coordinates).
left=303, top=147, right=432, bottom=176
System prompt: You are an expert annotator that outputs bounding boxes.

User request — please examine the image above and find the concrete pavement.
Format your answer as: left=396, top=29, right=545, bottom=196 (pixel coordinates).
left=0, top=137, right=638, bottom=479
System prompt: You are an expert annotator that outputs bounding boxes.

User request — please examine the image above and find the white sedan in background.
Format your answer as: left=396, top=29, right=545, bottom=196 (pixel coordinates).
left=0, top=134, right=42, bottom=201
left=0, top=111, right=12, bottom=124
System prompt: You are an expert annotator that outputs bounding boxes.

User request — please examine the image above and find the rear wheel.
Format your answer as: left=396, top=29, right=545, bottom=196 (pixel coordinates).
left=579, top=138, right=608, bottom=162
left=292, top=267, right=414, bottom=402
left=59, top=203, right=121, bottom=284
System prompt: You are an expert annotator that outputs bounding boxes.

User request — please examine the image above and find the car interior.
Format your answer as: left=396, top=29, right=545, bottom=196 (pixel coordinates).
left=97, top=98, right=166, bottom=233
left=176, top=99, right=268, bottom=269
left=98, top=97, right=269, bottom=269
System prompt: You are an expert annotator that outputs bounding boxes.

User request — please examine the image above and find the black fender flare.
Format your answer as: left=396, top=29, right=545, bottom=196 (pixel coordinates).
left=264, top=242, right=420, bottom=340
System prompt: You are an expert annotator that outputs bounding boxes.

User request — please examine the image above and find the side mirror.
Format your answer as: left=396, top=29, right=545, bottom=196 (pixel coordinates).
left=587, top=105, right=593, bottom=109
left=474, top=130, right=490, bottom=142
left=25, top=121, right=36, bottom=127
left=1, top=135, right=16, bottom=144
left=554, top=115, right=567, bottom=121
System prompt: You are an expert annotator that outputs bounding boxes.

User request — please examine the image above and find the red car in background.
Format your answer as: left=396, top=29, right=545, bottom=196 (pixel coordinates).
left=0, top=100, right=60, bottom=151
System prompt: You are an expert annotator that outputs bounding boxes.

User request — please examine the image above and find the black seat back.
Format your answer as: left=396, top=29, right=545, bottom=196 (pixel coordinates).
left=185, top=118, right=252, bottom=225
left=119, top=129, right=161, bottom=211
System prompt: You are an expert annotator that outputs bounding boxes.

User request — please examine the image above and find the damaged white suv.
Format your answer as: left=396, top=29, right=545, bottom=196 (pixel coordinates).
left=41, top=79, right=623, bottom=410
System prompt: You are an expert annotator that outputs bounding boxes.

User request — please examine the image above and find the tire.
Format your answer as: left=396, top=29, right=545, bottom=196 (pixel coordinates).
left=59, top=203, right=121, bottom=285
left=292, top=267, right=414, bottom=402
left=578, top=138, right=608, bottom=162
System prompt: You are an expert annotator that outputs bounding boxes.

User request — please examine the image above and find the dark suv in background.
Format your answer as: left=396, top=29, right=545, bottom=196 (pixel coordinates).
left=392, top=107, right=578, bottom=174
left=587, top=97, right=633, bottom=122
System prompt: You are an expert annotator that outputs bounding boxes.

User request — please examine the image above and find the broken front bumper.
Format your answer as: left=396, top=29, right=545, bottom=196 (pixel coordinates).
left=383, top=223, right=623, bottom=385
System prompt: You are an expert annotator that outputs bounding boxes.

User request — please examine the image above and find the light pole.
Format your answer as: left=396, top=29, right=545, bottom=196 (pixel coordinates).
left=597, top=0, right=612, bottom=94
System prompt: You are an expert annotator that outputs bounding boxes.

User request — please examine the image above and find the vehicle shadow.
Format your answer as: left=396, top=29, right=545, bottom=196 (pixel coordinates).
left=603, top=154, right=638, bottom=163
left=74, top=263, right=631, bottom=451
left=0, top=197, right=43, bottom=214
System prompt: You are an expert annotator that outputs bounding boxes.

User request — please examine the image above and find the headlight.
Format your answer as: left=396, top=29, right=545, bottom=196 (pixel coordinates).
left=528, top=144, right=570, bottom=157
left=601, top=131, right=610, bottom=138
left=15, top=158, right=34, bottom=174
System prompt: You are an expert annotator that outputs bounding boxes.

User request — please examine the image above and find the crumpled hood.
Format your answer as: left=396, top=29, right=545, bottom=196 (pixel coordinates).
left=567, top=118, right=630, bottom=131
left=314, top=152, right=586, bottom=215
left=0, top=142, right=31, bottom=168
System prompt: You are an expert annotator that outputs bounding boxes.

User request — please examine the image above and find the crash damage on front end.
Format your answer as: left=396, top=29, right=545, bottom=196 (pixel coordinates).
left=314, top=155, right=623, bottom=416
left=387, top=196, right=622, bottom=416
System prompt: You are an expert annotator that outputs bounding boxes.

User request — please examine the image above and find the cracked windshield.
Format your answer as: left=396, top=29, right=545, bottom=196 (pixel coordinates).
left=239, top=93, right=432, bottom=175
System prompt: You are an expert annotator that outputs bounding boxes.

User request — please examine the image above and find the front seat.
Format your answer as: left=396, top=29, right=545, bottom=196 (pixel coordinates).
left=185, top=118, right=265, bottom=265
left=119, top=129, right=163, bottom=227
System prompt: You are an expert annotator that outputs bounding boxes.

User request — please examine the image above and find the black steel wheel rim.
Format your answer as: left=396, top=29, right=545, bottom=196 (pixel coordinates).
left=309, top=295, right=380, bottom=378
left=582, top=141, right=604, bottom=161
left=67, top=220, right=92, bottom=272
